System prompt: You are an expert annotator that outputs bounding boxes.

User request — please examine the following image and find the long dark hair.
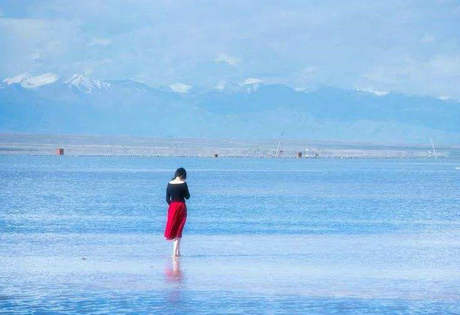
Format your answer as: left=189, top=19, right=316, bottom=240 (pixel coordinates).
left=172, top=167, right=187, bottom=180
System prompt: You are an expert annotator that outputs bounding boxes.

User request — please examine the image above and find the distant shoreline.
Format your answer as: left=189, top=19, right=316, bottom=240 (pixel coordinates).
left=1, top=133, right=458, bottom=159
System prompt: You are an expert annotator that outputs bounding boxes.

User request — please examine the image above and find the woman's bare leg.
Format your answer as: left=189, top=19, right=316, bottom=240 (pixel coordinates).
left=175, top=238, right=181, bottom=257
left=172, top=238, right=178, bottom=257
left=172, top=238, right=182, bottom=257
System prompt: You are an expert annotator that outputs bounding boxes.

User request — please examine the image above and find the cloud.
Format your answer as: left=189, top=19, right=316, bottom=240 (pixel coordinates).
left=169, top=82, right=191, bottom=93
left=215, top=80, right=226, bottom=90
left=356, top=87, right=389, bottom=96
left=360, top=54, right=460, bottom=99
left=2, top=1, right=460, bottom=99
left=241, top=78, right=263, bottom=85
left=421, top=34, right=435, bottom=43
left=215, top=53, right=239, bottom=66
left=88, top=38, right=112, bottom=47
left=3, top=73, right=58, bottom=88
left=428, top=54, right=460, bottom=75
left=31, top=52, right=41, bottom=62
left=294, top=87, right=307, bottom=92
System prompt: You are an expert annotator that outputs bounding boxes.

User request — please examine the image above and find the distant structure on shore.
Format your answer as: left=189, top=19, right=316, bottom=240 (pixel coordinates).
left=273, top=131, right=285, bottom=158
left=304, top=147, right=320, bottom=158
left=428, top=138, right=438, bottom=159
left=274, top=140, right=282, bottom=157
left=0, top=134, right=454, bottom=158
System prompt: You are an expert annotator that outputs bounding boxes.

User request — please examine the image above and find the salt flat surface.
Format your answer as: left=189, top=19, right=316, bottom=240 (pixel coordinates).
left=1, top=156, right=459, bottom=313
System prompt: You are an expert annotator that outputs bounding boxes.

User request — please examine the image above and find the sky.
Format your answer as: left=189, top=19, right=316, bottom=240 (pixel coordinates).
left=1, top=0, right=460, bottom=99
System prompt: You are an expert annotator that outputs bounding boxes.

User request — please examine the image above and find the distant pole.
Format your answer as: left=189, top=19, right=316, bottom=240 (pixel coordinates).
left=430, top=138, right=437, bottom=159
left=275, top=141, right=281, bottom=157
left=274, top=130, right=285, bottom=158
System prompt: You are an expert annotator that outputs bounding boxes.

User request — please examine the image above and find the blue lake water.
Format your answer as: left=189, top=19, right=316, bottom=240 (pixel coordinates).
left=1, top=155, right=459, bottom=313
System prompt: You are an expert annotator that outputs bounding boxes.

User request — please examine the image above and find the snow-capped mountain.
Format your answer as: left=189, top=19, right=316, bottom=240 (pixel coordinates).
left=3, top=73, right=59, bottom=88
left=0, top=75, right=459, bottom=144
left=65, top=74, right=111, bottom=93
left=2, top=73, right=111, bottom=93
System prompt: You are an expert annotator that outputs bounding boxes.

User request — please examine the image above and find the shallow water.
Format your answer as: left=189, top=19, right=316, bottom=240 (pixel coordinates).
left=1, top=156, right=459, bottom=313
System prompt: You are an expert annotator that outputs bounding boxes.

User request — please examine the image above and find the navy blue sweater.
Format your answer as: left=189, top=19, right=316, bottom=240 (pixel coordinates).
left=166, top=182, right=190, bottom=204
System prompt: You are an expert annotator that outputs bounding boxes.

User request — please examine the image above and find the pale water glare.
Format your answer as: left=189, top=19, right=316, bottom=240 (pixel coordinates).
left=1, top=156, right=459, bottom=313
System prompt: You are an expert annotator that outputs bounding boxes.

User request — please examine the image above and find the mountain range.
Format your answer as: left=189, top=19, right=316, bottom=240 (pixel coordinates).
left=1, top=73, right=459, bottom=144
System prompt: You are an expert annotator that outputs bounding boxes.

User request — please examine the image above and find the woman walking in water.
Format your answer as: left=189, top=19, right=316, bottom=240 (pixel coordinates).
left=164, top=167, right=190, bottom=257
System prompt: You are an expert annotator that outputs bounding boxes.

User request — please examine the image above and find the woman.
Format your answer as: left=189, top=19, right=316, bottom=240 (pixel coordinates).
left=164, top=167, right=190, bottom=257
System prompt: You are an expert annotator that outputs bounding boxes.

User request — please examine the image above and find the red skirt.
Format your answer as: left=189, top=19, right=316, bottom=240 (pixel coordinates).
left=164, top=201, right=187, bottom=240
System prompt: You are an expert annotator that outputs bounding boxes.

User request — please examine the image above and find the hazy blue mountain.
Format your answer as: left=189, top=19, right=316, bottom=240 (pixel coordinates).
left=0, top=75, right=459, bottom=144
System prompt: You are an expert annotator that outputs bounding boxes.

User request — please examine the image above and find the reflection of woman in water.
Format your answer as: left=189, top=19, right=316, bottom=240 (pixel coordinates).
left=165, top=258, right=183, bottom=282
left=164, top=168, right=190, bottom=257
left=164, top=258, right=184, bottom=303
